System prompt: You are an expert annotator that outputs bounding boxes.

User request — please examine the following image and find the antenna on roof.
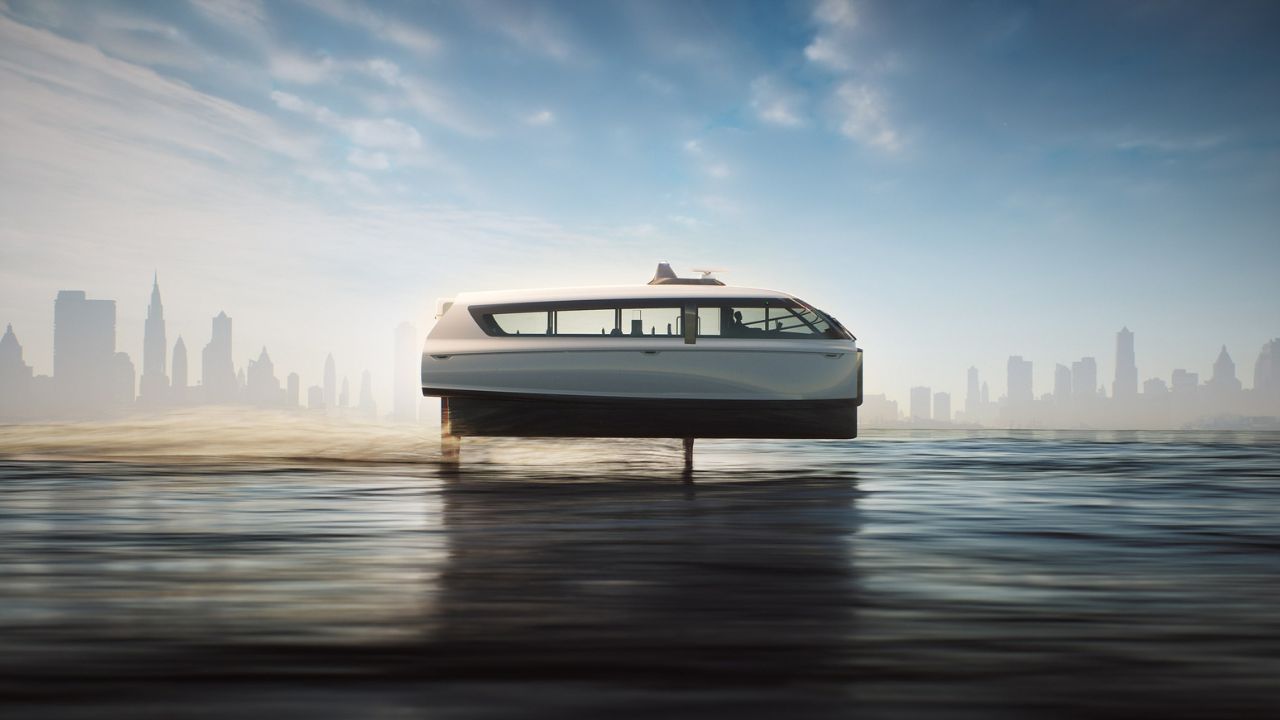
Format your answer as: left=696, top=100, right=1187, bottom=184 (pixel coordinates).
left=691, top=267, right=725, bottom=280
left=648, top=263, right=726, bottom=286
left=650, top=262, right=679, bottom=284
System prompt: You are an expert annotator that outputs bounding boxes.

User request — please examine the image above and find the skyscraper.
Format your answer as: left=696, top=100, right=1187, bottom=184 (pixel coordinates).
left=1071, top=357, right=1098, bottom=400
left=111, top=352, right=136, bottom=405
left=323, top=353, right=336, bottom=408
left=139, top=274, right=169, bottom=404
left=246, top=347, right=281, bottom=406
left=910, top=386, right=931, bottom=421
left=0, top=324, right=33, bottom=418
left=1054, top=363, right=1072, bottom=404
left=171, top=336, right=187, bottom=404
left=1143, top=378, right=1169, bottom=396
left=54, top=290, right=116, bottom=412
left=286, top=372, right=300, bottom=407
left=202, top=311, right=236, bottom=403
left=1007, top=356, right=1033, bottom=406
left=1205, top=346, right=1242, bottom=412
left=1171, top=369, right=1199, bottom=397
left=933, top=391, right=951, bottom=423
left=1113, top=327, right=1137, bottom=400
left=358, top=370, right=377, bottom=419
left=394, top=322, right=419, bottom=422
left=964, top=366, right=979, bottom=418
left=1207, top=345, right=1242, bottom=392
left=1255, top=338, right=1280, bottom=407
left=1170, top=368, right=1199, bottom=420
left=307, top=385, right=325, bottom=410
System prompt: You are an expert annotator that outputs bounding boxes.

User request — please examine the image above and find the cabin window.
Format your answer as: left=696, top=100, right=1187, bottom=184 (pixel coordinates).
left=476, top=298, right=845, bottom=339
left=555, top=308, right=615, bottom=335
left=489, top=311, right=550, bottom=335
left=699, top=300, right=835, bottom=338
left=696, top=307, right=721, bottom=336
left=626, top=307, right=683, bottom=336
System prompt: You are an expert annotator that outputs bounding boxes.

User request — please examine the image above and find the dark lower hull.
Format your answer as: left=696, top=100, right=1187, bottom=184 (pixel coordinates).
left=427, top=390, right=858, bottom=439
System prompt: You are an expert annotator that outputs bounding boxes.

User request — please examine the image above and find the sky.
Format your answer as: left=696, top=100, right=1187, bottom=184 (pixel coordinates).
left=1, top=0, right=1278, bottom=411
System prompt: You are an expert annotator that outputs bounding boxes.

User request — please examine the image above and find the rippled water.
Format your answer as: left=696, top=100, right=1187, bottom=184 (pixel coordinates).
left=1, top=414, right=1278, bottom=718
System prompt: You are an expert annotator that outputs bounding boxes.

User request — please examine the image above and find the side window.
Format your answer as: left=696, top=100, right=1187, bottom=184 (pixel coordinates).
left=491, top=311, right=549, bottom=335
left=556, top=309, right=615, bottom=335
left=721, top=306, right=767, bottom=337
left=711, top=301, right=832, bottom=338
left=626, top=307, right=683, bottom=336
left=479, top=301, right=834, bottom=338
left=696, top=307, right=721, bottom=336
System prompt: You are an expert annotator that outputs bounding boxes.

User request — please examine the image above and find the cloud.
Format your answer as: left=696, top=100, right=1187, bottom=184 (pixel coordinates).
left=524, top=109, right=555, bottom=126
left=0, top=16, right=311, bottom=166
left=833, top=81, right=900, bottom=151
left=1112, top=133, right=1226, bottom=153
left=805, top=0, right=857, bottom=70
left=681, top=138, right=730, bottom=180
left=264, top=54, right=480, bottom=136
left=351, top=58, right=485, bottom=137
left=270, top=90, right=422, bottom=150
left=348, top=118, right=421, bottom=150
left=270, top=90, right=337, bottom=123
left=804, top=35, right=850, bottom=71
left=26, top=7, right=208, bottom=72
left=468, top=0, right=573, bottom=61
left=814, top=0, right=857, bottom=28
left=269, top=51, right=337, bottom=85
left=347, top=148, right=390, bottom=170
left=189, top=0, right=269, bottom=38
left=798, top=1, right=903, bottom=150
left=667, top=214, right=703, bottom=228
left=750, top=76, right=805, bottom=127
left=299, top=0, right=439, bottom=55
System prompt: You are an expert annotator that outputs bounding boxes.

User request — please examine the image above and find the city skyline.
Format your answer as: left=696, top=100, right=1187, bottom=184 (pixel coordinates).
left=864, top=328, right=1280, bottom=429
left=3, top=272, right=1277, bottom=429
left=1, top=274, right=402, bottom=422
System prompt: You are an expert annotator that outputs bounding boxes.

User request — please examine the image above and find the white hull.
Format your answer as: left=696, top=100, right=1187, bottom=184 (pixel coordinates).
left=422, top=339, right=859, bottom=401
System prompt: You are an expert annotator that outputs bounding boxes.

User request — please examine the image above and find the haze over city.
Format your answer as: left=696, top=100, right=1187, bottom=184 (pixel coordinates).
left=2, top=0, right=1278, bottom=423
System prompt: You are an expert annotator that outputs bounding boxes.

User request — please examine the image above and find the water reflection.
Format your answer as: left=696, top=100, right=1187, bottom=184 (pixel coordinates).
left=428, top=463, right=862, bottom=687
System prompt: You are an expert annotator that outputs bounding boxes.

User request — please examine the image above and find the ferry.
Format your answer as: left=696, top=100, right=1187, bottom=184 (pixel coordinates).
left=421, top=264, right=862, bottom=441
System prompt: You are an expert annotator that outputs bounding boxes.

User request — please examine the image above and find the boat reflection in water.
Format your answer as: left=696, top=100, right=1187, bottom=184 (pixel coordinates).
left=426, top=463, right=862, bottom=710
left=422, top=264, right=864, bottom=463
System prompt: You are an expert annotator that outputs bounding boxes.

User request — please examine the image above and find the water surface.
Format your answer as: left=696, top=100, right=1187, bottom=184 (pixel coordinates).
left=1, top=418, right=1277, bottom=718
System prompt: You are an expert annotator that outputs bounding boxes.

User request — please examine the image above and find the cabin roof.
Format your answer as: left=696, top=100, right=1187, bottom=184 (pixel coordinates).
left=452, top=284, right=794, bottom=307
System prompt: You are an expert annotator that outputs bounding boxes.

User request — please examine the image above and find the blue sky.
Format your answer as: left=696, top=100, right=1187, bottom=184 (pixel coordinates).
left=1, top=0, right=1278, bottom=409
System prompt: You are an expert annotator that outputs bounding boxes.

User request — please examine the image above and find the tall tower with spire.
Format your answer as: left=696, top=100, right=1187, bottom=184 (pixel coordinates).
left=139, top=274, right=169, bottom=404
